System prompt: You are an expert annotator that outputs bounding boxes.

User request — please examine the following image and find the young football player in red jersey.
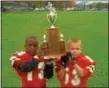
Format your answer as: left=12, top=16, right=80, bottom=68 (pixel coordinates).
left=10, top=36, right=54, bottom=88
left=55, top=38, right=96, bottom=88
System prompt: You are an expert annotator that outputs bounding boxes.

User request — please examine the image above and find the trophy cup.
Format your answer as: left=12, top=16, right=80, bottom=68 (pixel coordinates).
left=47, top=2, right=57, bottom=28
left=39, top=2, right=66, bottom=59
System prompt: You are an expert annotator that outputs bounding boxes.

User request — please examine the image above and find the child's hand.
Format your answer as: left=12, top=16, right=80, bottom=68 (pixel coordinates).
left=60, top=54, right=69, bottom=68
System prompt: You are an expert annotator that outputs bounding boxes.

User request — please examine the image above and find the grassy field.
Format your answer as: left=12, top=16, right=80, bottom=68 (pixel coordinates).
left=2, top=11, right=108, bottom=87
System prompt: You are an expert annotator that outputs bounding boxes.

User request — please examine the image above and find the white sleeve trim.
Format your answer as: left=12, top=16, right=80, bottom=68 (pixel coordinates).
left=15, top=51, right=25, bottom=56
left=85, top=56, right=94, bottom=62
left=10, top=56, right=21, bottom=66
left=10, top=56, right=17, bottom=61
left=86, top=65, right=95, bottom=74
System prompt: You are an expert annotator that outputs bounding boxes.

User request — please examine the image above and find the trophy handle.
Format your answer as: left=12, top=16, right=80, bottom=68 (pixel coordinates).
left=53, top=14, right=57, bottom=24
left=47, top=14, right=51, bottom=24
left=47, top=14, right=57, bottom=28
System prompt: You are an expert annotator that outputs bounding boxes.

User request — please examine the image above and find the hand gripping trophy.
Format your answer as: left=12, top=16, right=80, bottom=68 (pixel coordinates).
left=39, top=2, right=66, bottom=59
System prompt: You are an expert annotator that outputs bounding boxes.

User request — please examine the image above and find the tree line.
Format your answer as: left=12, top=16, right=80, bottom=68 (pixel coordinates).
left=1, top=1, right=76, bottom=9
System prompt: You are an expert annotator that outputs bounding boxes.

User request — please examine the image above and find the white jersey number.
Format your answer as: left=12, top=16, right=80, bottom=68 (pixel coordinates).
left=64, top=69, right=81, bottom=86
left=27, top=71, right=33, bottom=81
left=27, top=70, right=44, bottom=81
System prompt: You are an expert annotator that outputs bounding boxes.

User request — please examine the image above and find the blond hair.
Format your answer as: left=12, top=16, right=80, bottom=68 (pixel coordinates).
left=68, top=38, right=81, bottom=44
left=25, top=36, right=37, bottom=42
left=67, top=38, right=82, bottom=49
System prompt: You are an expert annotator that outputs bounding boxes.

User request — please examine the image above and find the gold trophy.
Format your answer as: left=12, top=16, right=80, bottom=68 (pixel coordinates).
left=39, top=2, right=66, bottom=59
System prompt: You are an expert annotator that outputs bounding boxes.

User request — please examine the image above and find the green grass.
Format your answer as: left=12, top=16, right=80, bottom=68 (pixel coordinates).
left=2, top=11, right=108, bottom=87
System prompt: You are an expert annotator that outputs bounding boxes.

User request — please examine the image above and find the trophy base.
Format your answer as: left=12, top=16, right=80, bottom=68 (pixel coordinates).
left=43, top=54, right=63, bottom=59
left=50, top=25, right=56, bottom=28
left=39, top=27, right=66, bottom=59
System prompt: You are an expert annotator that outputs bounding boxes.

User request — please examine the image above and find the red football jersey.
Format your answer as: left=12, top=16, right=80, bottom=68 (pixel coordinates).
left=55, top=54, right=96, bottom=88
left=10, top=51, right=46, bottom=88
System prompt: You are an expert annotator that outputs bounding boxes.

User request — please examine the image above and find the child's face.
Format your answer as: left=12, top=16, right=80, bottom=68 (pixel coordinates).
left=25, top=39, right=38, bottom=56
left=68, top=42, right=82, bottom=57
